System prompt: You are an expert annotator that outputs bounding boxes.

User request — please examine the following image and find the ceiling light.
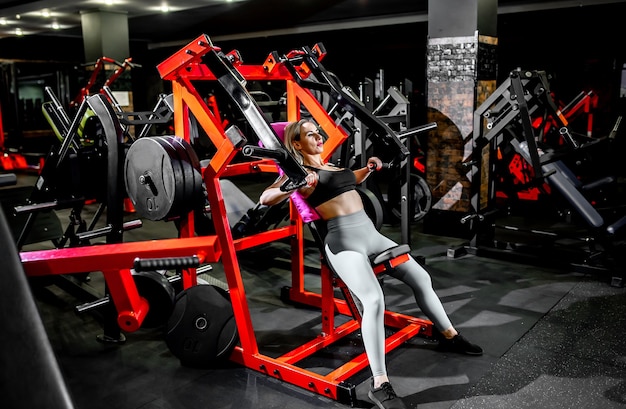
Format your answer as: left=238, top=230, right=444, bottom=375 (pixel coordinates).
left=15, top=27, right=23, bottom=36
left=105, top=0, right=114, bottom=5
left=161, top=3, right=170, bottom=13
left=42, top=9, right=51, bottom=18
left=0, top=18, right=7, bottom=25
left=52, top=21, right=60, bottom=30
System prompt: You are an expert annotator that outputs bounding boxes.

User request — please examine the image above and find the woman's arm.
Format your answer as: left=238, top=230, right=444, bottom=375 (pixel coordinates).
left=260, top=172, right=317, bottom=206
left=353, top=156, right=383, bottom=184
left=260, top=175, right=291, bottom=206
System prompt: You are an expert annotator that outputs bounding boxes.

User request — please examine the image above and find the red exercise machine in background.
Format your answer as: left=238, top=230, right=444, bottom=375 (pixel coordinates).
left=0, top=101, right=41, bottom=172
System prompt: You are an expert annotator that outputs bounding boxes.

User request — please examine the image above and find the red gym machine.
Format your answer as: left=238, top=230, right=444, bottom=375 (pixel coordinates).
left=70, top=56, right=140, bottom=110
left=155, top=34, right=432, bottom=404
left=17, top=32, right=432, bottom=405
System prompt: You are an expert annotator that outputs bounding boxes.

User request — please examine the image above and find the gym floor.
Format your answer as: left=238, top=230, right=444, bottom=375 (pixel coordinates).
left=7, top=173, right=626, bottom=409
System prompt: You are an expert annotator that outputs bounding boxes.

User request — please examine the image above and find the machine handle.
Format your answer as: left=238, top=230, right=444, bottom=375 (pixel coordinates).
left=133, top=255, right=200, bottom=272
left=242, top=145, right=308, bottom=192
left=242, top=145, right=288, bottom=162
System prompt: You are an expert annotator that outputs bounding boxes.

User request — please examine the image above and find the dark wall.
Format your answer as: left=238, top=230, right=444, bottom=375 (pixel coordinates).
left=1, top=3, right=624, bottom=134
left=497, top=5, right=626, bottom=132
left=0, top=35, right=84, bottom=62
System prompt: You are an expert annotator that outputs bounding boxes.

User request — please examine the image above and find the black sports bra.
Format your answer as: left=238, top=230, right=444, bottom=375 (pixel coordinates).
left=304, top=166, right=356, bottom=208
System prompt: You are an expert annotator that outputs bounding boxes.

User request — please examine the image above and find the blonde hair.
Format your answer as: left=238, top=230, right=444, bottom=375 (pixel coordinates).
left=283, top=118, right=314, bottom=165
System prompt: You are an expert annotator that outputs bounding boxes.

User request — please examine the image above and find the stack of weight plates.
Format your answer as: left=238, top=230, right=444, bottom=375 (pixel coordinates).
left=124, top=136, right=203, bottom=221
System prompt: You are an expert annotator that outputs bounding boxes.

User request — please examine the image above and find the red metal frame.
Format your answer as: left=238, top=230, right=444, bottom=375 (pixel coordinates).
left=532, top=90, right=598, bottom=141
left=71, top=56, right=137, bottom=109
left=21, top=235, right=220, bottom=332
left=157, top=34, right=432, bottom=404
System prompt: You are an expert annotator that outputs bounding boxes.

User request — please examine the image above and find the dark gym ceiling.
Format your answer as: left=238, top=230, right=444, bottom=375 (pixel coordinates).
left=0, top=0, right=623, bottom=51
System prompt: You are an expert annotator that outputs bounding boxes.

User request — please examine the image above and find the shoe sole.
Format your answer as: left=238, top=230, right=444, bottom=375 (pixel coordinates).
left=367, top=391, right=385, bottom=409
left=436, top=343, right=483, bottom=356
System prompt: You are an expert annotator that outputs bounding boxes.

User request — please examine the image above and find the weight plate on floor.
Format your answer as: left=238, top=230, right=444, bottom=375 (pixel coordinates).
left=132, top=270, right=176, bottom=329
left=166, top=284, right=238, bottom=368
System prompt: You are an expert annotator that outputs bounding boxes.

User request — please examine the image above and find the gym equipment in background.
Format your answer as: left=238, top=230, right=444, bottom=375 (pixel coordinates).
left=20, top=89, right=218, bottom=342
left=451, top=68, right=626, bottom=286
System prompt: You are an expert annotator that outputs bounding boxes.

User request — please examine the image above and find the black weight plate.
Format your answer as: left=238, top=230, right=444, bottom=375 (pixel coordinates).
left=356, top=186, right=384, bottom=231
left=150, top=136, right=186, bottom=216
left=172, top=136, right=201, bottom=170
left=124, top=137, right=178, bottom=221
left=132, top=270, right=176, bottom=329
left=166, top=284, right=238, bottom=368
left=152, top=136, right=188, bottom=218
left=388, top=173, right=433, bottom=223
left=158, top=136, right=202, bottom=213
left=165, top=136, right=203, bottom=207
left=170, top=136, right=201, bottom=183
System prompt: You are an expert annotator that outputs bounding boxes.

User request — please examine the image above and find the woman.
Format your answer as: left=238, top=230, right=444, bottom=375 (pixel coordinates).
left=260, top=119, right=482, bottom=409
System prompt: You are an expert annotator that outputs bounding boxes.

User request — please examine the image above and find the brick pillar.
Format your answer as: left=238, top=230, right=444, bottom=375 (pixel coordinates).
left=423, top=0, right=498, bottom=238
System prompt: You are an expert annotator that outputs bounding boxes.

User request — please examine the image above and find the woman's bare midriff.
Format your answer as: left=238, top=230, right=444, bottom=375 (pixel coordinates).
left=312, top=190, right=364, bottom=220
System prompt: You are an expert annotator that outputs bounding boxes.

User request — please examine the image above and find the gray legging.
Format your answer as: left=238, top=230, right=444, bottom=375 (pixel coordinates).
left=324, top=210, right=452, bottom=378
